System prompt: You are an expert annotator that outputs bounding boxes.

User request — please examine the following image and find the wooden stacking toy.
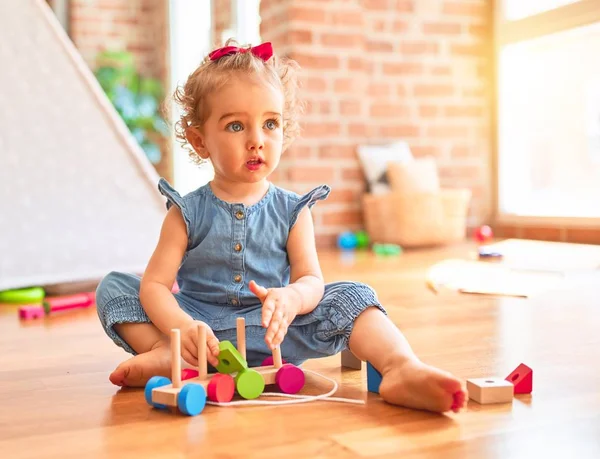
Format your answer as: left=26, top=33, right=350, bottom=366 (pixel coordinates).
left=144, top=317, right=306, bottom=416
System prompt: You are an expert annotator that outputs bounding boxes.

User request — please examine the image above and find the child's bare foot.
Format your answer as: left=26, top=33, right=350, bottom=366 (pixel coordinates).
left=109, top=340, right=172, bottom=387
left=379, top=358, right=467, bottom=413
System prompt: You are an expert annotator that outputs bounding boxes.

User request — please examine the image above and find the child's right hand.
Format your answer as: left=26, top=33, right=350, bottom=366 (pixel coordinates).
left=179, top=320, right=220, bottom=368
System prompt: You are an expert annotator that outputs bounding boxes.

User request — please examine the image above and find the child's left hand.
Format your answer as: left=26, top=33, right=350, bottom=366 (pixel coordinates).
left=249, top=280, right=302, bottom=350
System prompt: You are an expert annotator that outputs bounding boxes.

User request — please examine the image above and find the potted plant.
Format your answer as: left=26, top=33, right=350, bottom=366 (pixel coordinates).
left=94, top=50, right=168, bottom=164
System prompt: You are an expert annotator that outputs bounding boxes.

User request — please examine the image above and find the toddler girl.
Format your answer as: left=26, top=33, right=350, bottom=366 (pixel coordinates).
left=95, top=40, right=466, bottom=413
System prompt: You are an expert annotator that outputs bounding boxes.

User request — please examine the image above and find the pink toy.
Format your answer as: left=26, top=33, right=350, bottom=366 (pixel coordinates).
left=505, top=363, right=533, bottom=394
left=473, top=225, right=493, bottom=244
left=18, top=292, right=95, bottom=319
left=275, top=364, right=305, bottom=394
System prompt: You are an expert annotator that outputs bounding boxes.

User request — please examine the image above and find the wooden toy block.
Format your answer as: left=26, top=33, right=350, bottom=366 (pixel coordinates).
left=505, top=363, right=532, bottom=394
left=367, top=362, right=382, bottom=394
left=235, top=368, right=265, bottom=399
left=236, top=317, right=246, bottom=360
left=341, top=349, right=363, bottom=370
left=207, top=373, right=235, bottom=402
left=215, top=341, right=248, bottom=374
left=466, top=378, right=514, bottom=404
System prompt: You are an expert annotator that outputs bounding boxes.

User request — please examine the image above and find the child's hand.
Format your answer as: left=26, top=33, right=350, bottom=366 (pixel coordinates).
left=249, top=280, right=302, bottom=350
left=179, top=320, right=220, bottom=368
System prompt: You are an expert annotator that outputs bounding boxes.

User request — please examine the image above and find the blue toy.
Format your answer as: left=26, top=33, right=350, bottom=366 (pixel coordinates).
left=367, top=362, right=382, bottom=393
left=337, top=231, right=358, bottom=250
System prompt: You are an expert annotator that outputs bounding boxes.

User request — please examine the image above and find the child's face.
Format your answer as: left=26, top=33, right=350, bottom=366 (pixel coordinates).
left=189, top=74, right=285, bottom=186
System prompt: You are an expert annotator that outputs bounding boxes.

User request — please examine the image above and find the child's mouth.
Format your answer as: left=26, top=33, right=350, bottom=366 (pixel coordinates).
left=246, top=158, right=264, bottom=171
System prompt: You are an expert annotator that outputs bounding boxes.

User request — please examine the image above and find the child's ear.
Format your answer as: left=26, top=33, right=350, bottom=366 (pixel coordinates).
left=186, top=127, right=210, bottom=159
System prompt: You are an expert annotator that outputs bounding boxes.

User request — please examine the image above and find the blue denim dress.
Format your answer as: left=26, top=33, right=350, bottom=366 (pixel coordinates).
left=96, top=178, right=384, bottom=367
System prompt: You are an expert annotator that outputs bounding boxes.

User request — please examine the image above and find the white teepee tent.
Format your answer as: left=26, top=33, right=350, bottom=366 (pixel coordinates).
left=0, top=0, right=168, bottom=291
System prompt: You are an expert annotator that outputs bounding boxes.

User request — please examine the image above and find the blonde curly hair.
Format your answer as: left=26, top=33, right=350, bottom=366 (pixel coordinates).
left=173, top=39, right=303, bottom=166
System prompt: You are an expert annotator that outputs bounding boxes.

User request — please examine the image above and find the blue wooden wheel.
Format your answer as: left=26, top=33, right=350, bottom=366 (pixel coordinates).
left=177, top=383, right=207, bottom=416
left=144, top=376, right=171, bottom=409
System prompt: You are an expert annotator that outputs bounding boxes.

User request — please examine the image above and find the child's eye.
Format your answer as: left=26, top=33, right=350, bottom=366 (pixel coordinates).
left=226, top=122, right=243, bottom=132
left=264, top=119, right=280, bottom=130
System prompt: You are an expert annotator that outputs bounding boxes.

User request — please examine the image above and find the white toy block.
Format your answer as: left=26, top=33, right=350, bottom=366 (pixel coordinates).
left=466, top=378, right=514, bottom=404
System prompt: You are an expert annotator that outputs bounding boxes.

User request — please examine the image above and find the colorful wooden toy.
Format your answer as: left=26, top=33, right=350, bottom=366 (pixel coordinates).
left=0, top=287, right=45, bottom=304
left=341, top=349, right=363, bottom=370
left=466, top=378, right=514, bottom=404
left=145, top=317, right=306, bottom=416
left=366, top=362, right=382, bottom=394
left=18, top=292, right=95, bottom=319
left=505, top=363, right=533, bottom=394
left=473, top=225, right=493, bottom=244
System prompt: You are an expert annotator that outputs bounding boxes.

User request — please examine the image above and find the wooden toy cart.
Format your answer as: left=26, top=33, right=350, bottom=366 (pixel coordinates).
left=144, top=317, right=306, bottom=416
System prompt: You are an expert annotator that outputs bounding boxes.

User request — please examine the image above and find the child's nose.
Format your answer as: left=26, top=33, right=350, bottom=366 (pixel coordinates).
left=246, top=130, right=264, bottom=150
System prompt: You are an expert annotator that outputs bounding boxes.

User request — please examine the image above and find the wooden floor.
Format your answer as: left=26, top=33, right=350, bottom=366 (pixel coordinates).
left=1, top=242, right=600, bottom=458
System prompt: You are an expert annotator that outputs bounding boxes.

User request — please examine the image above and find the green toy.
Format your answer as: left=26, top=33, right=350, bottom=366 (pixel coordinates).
left=372, top=243, right=403, bottom=256
left=0, top=287, right=45, bottom=304
left=215, top=341, right=248, bottom=374
left=355, top=230, right=370, bottom=249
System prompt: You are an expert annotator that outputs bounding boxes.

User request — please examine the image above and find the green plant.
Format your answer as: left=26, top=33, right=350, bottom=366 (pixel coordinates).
left=94, top=50, right=169, bottom=164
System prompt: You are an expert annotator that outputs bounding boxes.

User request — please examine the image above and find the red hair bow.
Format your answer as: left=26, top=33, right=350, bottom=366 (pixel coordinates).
left=209, top=42, right=273, bottom=62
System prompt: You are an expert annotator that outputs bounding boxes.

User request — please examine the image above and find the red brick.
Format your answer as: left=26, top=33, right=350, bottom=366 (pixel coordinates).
left=379, top=124, right=420, bottom=137
left=444, top=105, right=484, bottom=117
left=382, top=62, right=424, bottom=75
left=401, top=41, right=440, bottom=55
left=340, top=100, right=363, bottom=116
left=414, top=84, right=455, bottom=97
left=368, top=83, right=391, bottom=97
left=334, top=78, right=365, bottom=93
left=330, top=11, right=363, bottom=26
left=289, top=29, right=313, bottom=44
left=431, top=65, right=452, bottom=76
left=367, top=40, right=394, bottom=52
left=443, top=2, right=487, bottom=18
left=427, top=125, right=470, bottom=138
left=302, top=122, right=341, bottom=137
left=411, top=146, right=440, bottom=158
left=321, top=32, right=363, bottom=48
left=304, top=77, right=328, bottom=92
left=370, top=103, right=409, bottom=118
left=319, top=145, right=357, bottom=159
left=289, top=166, right=336, bottom=182
left=341, top=167, right=365, bottom=181
left=451, top=43, right=486, bottom=57
left=423, top=22, right=462, bottom=35
left=290, top=53, right=341, bottom=70
left=419, top=105, right=439, bottom=117
left=326, top=188, right=362, bottom=204
left=289, top=6, right=327, bottom=24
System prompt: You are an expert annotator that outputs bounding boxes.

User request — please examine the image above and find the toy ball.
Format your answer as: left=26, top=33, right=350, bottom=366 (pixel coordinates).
left=355, top=230, right=370, bottom=249
left=473, top=225, right=493, bottom=243
left=337, top=231, right=358, bottom=250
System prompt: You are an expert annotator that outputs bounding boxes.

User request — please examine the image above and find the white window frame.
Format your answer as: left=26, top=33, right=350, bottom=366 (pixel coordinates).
left=493, top=0, right=600, bottom=227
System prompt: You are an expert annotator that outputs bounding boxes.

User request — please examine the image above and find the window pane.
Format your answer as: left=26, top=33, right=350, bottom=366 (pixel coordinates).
left=498, top=21, right=600, bottom=218
left=503, top=0, right=580, bottom=21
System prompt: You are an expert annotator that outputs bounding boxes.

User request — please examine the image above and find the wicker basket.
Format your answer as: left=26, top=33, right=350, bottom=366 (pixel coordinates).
left=362, top=188, right=472, bottom=247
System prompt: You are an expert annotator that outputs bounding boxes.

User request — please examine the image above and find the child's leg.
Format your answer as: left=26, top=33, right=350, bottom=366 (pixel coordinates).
left=96, top=271, right=172, bottom=387
left=281, top=281, right=466, bottom=413
left=348, top=306, right=467, bottom=413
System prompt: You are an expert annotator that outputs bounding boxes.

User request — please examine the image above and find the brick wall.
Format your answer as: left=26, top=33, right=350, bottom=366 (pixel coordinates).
left=212, top=0, right=233, bottom=47
left=68, top=0, right=173, bottom=182
left=259, top=0, right=492, bottom=247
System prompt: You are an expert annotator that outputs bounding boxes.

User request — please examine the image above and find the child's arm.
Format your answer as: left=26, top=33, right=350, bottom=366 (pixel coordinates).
left=286, top=206, right=325, bottom=315
left=139, top=206, right=193, bottom=334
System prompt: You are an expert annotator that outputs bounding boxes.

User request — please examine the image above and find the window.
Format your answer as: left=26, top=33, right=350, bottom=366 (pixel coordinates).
left=168, top=0, right=261, bottom=194
left=495, top=1, right=600, bottom=222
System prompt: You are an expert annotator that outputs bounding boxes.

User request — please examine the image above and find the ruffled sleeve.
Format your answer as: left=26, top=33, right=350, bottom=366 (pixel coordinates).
left=289, top=184, right=331, bottom=230
left=158, top=178, right=194, bottom=247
